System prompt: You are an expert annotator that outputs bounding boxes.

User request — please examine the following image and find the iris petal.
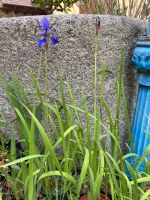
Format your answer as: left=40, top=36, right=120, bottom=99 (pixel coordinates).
left=38, top=38, right=47, bottom=48
left=51, top=36, right=59, bottom=45
left=42, top=17, right=50, bottom=32
left=35, top=18, right=42, bottom=30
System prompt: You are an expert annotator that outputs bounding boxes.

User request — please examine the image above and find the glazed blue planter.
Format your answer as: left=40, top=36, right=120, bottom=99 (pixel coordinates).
left=127, top=21, right=150, bottom=174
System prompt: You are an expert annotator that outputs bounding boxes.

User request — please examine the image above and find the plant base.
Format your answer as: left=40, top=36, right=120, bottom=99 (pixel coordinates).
left=79, top=193, right=110, bottom=200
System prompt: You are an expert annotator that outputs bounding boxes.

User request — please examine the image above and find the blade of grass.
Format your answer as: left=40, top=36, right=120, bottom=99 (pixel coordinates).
left=100, top=96, right=114, bottom=131
left=84, top=103, right=92, bottom=164
left=15, top=108, right=29, bottom=142
left=58, top=68, right=68, bottom=128
left=66, top=81, right=82, bottom=126
left=10, top=129, right=16, bottom=161
left=0, top=191, right=2, bottom=200
left=76, top=148, right=89, bottom=198
left=28, top=108, right=36, bottom=200
left=109, top=175, right=115, bottom=200
left=53, top=125, right=77, bottom=149
left=140, top=188, right=150, bottom=200
left=0, top=155, right=43, bottom=168
left=104, top=153, right=119, bottom=192
left=93, top=150, right=105, bottom=199
left=88, top=167, right=95, bottom=198
left=120, top=171, right=133, bottom=199
left=135, top=144, right=150, bottom=172
left=122, top=76, right=133, bottom=153
left=125, top=162, right=139, bottom=200
left=130, top=176, right=150, bottom=185
left=38, top=171, right=76, bottom=183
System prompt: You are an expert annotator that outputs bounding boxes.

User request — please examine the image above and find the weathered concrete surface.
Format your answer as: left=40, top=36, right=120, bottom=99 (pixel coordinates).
left=0, top=15, right=146, bottom=151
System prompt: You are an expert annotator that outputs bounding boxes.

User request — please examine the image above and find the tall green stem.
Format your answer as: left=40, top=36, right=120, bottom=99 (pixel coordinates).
left=92, top=37, right=99, bottom=175
left=45, top=50, right=49, bottom=101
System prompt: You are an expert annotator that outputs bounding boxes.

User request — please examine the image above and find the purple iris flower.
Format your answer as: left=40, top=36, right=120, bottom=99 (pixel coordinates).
left=35, top=17, right=59, bottom=48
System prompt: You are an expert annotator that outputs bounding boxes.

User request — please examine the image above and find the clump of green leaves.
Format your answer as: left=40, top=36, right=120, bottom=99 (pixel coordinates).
left=0, top=51, right=150, bottom=199
left=1, top=36, right=150, bottom=199
left=32, top=0, right=79, bottom=14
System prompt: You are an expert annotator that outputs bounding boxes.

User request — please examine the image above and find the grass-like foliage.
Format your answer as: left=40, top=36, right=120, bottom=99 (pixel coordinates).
left=0, top=48, right=150, bottom=200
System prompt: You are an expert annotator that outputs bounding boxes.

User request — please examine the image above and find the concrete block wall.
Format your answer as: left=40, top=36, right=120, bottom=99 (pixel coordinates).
left=0, top=15, right=146, bottom=149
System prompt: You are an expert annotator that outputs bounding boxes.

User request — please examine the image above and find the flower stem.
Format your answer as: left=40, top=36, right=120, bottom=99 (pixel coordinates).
left=45, top=49, right=49, bottom=100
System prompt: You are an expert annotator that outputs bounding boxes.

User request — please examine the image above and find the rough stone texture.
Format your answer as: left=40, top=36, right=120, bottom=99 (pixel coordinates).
left=0, top=14, right=146, bottom=151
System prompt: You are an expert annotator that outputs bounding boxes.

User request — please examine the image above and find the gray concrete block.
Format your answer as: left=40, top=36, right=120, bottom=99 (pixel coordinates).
left=0, top=14, right=146, bottom=151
